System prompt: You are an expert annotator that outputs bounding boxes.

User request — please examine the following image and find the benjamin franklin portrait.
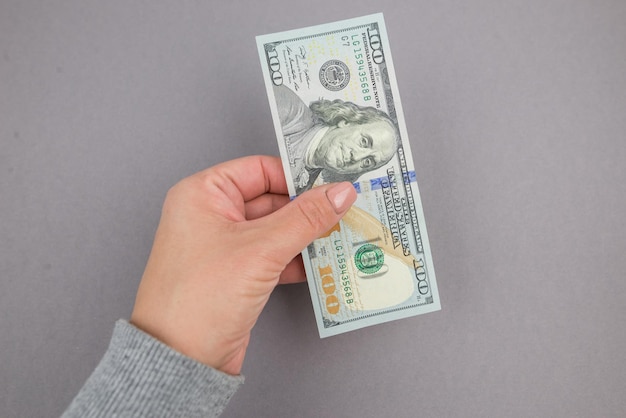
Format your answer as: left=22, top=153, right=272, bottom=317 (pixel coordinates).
left=274, top=85, right=399, bottom=194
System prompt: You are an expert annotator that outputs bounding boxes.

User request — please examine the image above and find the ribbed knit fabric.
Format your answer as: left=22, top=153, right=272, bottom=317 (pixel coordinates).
left=62, top=320, right=244, bottom=417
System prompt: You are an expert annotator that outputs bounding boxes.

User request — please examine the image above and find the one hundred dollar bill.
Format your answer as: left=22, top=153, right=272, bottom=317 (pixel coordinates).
left=257, top=13, right=440, bottom=337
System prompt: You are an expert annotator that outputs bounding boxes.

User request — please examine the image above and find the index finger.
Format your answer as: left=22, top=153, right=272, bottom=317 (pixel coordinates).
left=198, top=155, right=289, bottom=202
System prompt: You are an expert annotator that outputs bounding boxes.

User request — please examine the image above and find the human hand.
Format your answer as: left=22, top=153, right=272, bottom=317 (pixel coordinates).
left=130, top=155, right=357, bottom=375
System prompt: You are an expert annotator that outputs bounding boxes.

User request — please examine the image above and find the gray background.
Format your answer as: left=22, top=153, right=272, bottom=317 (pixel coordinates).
left=1, top=1, right=625, bottom=417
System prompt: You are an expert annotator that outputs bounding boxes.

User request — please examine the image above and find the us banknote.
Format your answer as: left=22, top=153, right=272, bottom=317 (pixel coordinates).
left=257, top=13, right=440, bottom=337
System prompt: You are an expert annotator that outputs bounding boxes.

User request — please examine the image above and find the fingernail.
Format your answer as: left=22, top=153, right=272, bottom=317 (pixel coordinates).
left=326, top=182, right=356, bottom=214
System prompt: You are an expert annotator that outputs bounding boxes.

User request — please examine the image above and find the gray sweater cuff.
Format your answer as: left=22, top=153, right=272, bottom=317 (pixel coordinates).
left=62, top=319, right=244, bottom=418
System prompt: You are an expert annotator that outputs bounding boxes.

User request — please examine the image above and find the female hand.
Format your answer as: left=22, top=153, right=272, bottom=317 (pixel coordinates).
left=130, top=155, right=356, bottom=375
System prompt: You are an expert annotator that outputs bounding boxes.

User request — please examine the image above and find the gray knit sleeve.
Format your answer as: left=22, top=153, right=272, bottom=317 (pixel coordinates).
left=62, top=320, right=244, bottom=418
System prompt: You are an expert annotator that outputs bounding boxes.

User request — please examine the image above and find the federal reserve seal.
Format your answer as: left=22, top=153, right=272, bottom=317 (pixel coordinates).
left=319, top=60, right=350, bottom=91
left=354, top=244, right=384, bottom=275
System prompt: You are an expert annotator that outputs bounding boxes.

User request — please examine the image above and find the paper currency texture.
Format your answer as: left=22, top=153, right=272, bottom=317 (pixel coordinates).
left=257, top=13, right=440, bottom=337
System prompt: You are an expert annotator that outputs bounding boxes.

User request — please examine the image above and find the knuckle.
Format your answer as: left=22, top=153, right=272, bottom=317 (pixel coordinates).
left=165, top=178, right=188, bottom=201
left=163, top=177, right=196, bottom=210
left=295, top=195, right=333, bottom=233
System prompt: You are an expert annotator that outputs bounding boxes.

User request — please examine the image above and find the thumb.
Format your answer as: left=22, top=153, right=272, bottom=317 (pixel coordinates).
left=258, top=182, right=357, bottom=265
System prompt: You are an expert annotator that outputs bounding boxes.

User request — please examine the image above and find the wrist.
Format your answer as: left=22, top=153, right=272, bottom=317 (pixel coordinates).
left=129, top=312, right=245, bottom=376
